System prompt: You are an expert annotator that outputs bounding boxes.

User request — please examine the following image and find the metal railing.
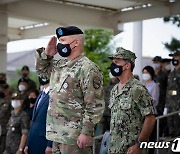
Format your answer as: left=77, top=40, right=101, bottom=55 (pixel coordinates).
left=93, top=110, right=180, bottom=154
left=156, top=110, right=180, bottom=154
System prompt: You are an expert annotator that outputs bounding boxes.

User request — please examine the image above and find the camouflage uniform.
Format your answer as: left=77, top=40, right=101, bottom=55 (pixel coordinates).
left=108, top=48, right=155, bottom=154
left=0, top=84, right=11, bottom=154
left=35, top=48, right=104, bottom=153
left=166, top=67, right=180, bottom=136
left=5, top=110, right=30, bottom=154
left=0, top=98, right=11, bottom=154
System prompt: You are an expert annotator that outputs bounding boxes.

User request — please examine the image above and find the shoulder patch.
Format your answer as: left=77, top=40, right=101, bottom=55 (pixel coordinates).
left=93, top=76, right=101, bottom=89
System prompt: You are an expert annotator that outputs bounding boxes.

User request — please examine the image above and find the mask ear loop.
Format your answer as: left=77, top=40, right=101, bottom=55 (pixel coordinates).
left=122, top=63, right=128, bottom=71
left=69, top=40, right=77, bottom=51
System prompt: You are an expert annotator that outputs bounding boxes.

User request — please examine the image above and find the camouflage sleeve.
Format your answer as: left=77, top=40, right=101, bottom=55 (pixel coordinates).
left=132, top=86, right=155, bottom=116
left=20, top=112, right=30, bottom=135
left=81, top=68, right=105, bottom=136
left=0, top=100, right=11, bottom=119
left=35, top=47, right=54, bottom=79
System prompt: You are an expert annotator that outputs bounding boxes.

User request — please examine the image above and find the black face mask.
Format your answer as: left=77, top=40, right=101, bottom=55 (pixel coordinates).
left=0, top=80, right=6, bottom=84
left=28, top=98, right=36, bottom=104
left=0, top=92, right=5, bottom=98
left=57, top=40, right=76, bottom=57
left=110, top=62, right=126, bottom=77
left=22, top=73, right=28, bottom=78
left=172, top=58, right=179, bottom=66
left=39, top=77, right=49, bottom=86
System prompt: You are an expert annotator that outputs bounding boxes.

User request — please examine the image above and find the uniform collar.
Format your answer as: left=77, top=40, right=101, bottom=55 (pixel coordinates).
left=116, top=76, right=134, bottom=96
left=66, top=54, right=84, bottom=68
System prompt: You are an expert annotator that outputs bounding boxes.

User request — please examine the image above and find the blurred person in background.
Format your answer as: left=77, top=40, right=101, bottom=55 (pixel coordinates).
left=142, top=66, right=159, bottom=114
left=4, top=92, right=30, bottom=154
left=18, top=66, right=37, bottom=91
left=162, top=58, right=172, bottom=74
left=142, top=66, right=159, bottom=154
left=164, top=50, right=180, bottom=137
left=18, top=78, right=30, bottom=111
left=0, top=73, right=7, bottom=87
left=25, top=89, right=39, bottom=121
left=152, top=56, right=168, bottom=117
left=24, top=76, right=52, bottom=154
left=0, top=84, right=12, bottom=154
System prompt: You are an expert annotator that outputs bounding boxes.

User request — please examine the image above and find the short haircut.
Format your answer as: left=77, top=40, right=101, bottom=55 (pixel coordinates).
left=124, top=59, right=135, bottom=72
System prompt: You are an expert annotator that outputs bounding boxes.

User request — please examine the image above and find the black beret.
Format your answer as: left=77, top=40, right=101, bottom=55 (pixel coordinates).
left=56, top=26, right=84, bottom=39
left=152, top=56, right=162, bottom=62
left=162, top=58, right=171, bottom=63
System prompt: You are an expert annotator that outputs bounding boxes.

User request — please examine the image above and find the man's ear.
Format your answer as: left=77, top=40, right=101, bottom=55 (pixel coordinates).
left=75, top=39, right=80, bottom=47
left=126, top=62, right=131, bottom=70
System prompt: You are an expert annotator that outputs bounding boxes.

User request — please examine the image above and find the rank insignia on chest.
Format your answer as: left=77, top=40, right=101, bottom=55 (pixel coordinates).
left=93, top=76, right=101, bottom=89
left=63, top=82, right=69, bottom=89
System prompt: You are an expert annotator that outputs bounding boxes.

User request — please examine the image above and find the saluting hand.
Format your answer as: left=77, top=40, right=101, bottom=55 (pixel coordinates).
left=45, top=36, right=57, bottom=56
left=77, top=133, right=92, bottom=149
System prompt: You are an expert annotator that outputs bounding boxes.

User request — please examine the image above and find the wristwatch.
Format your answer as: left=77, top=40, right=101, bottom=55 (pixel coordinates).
left=19, top=148, right=23, bottom=152
left=136, top=140, right=142, bottom=148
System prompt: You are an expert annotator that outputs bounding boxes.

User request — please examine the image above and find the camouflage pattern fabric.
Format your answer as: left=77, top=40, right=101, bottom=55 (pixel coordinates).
left=108, top=77, right=155, bottom=154
left=166, top=68, right=180, bottom=136
left=52, top=142, right=92, bottom=154
left=35, top=48, right=105, bottom=145
left=0, top=98, right=11, bottom=153
left=5, top=110, right=30, bottom=154
left=108, top=47, right=137, bottom=63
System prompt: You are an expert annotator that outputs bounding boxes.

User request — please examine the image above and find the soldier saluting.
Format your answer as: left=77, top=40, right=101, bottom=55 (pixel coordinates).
left=35, top=26, right=105, bottom=154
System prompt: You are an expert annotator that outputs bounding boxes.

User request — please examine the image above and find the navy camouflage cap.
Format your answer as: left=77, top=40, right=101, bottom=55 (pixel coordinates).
left=109, top=47, right=137, bottom=63
left=56, top=26, right=84, bottom=39
left=169, top=50, right=180, bottom=57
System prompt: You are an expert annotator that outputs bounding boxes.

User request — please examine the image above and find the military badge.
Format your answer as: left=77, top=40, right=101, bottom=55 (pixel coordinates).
left=63, top=82, right=68, bottom=89
left=57, top=28, right=63, bottom=36
left=62, top=47, right=68, bottom=53
left=93, top=76, right=101, bottom=89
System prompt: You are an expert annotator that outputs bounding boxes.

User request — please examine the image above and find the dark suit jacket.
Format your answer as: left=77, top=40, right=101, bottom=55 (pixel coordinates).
left=26, top=92, right=52, bottom=154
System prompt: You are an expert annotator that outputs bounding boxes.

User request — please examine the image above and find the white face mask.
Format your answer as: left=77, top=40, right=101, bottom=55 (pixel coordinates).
left=152, top=63, right=160, bottom=70
left=11, top=100, right=21, bottom=109
left=142, top=73, right=151, bottom=81
left=18, top=85, right=26, bottom=92
left=165, top=64, right=171, bottom=71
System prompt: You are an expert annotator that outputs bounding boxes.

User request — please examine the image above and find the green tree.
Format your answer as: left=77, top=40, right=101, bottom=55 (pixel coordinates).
left=163, top=14, right=180, bottom=53
left=164, top=14, right=180, bottom=27
left=164, top=37, right=180, bottom=52
left=84, top=29, right=113, bottom=85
